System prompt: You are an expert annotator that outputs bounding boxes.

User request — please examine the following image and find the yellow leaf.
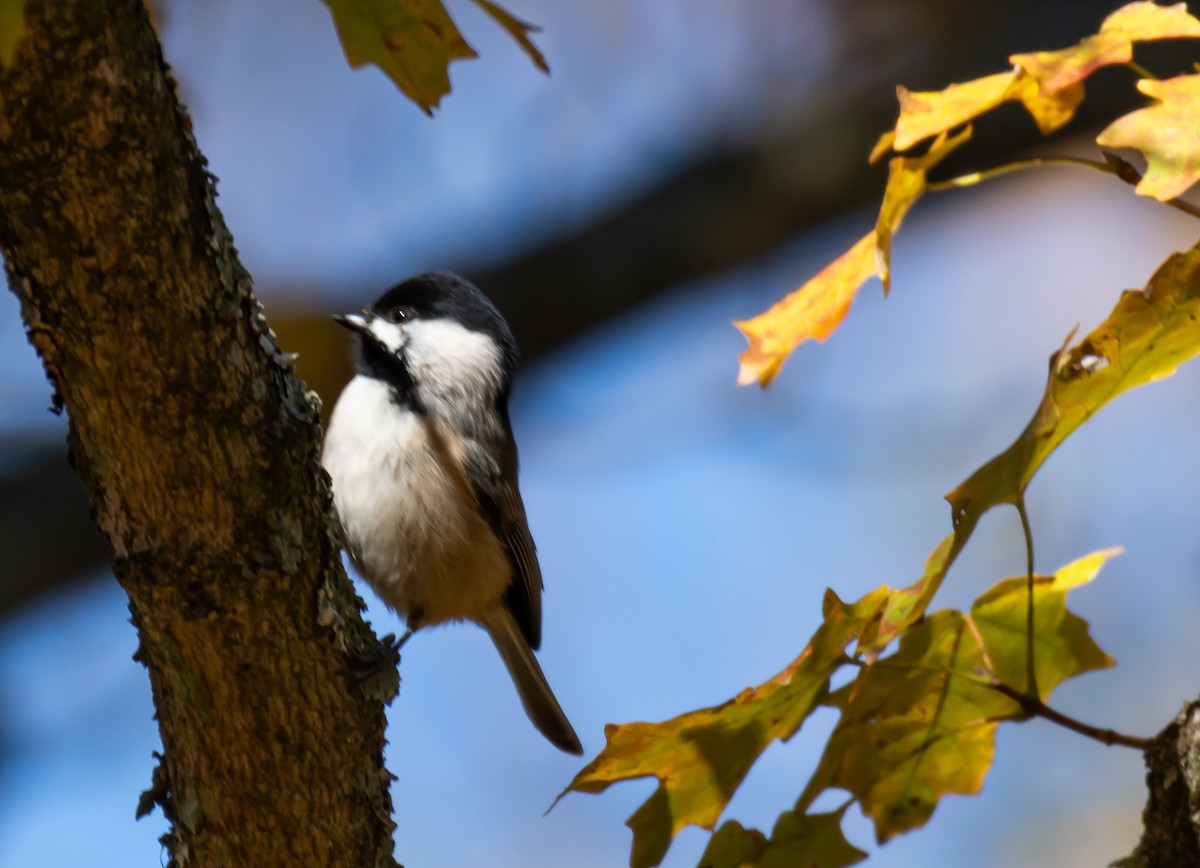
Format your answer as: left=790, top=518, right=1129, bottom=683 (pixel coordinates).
left=883, top=3, right=1200, bottom=158
left=322, top=0, right=478, bottom=114
left=734, top=232, right=877, bottom=387
left=1007, top=74, right=1085, bottom=135
left=735, top=128, right=969, bottom=387
left=948, top=242, right=1200, bottom=531
left=1011, top=3, right=1200, bottom=99
left=877, top=127, right=972, bottom=290
left=1101, top=0, right=1200, bottom=40
left=969, top=549, right=1119, bottom=700
left=894, top=73, right=1014, bottom=152
left=800, top=611, right=1019, bottom=842
left=1097, top=74, right=1200, bottom=200
left=1010, top=34, right=1132, bottom=98
left=561, top=589, right=890, bottom=868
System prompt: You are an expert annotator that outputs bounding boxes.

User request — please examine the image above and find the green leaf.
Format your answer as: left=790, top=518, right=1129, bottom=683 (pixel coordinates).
left=322, top=0, right=477, bottom=114
left=0, top=0, right=24, bottom=67
left=800, top=611, right=1019, bottom=842
left=701, top=806, right=867, bottom=868
left=970, top=549, right=1117, bottom=700
left=947, top=241, right=1200, bottom=531
left=561, top=588, right=890, bottom=868
left=321, top=0, right=548, bottom=113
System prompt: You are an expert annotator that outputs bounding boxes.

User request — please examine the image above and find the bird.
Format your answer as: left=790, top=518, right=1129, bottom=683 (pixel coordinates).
left=321, top=271, right=583, bottom=754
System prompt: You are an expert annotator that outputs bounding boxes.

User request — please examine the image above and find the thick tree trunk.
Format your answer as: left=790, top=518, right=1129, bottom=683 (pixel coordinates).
left=0, top=2, right=398, bottom=865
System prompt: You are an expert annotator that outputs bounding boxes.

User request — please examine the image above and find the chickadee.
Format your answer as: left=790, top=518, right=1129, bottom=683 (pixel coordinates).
left=321, top=271, right=582, bottom=755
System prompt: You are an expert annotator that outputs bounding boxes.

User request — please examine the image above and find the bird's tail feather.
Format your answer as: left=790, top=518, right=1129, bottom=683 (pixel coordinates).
left=483, top=608, right=583, bottom=755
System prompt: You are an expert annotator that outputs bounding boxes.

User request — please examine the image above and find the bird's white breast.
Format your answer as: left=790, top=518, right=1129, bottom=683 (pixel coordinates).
left=321, top=375, right=510, bottom=626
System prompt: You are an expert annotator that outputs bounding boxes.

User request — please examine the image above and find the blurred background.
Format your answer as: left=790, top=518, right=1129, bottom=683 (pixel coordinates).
left=3, top=1, right=1200, bottom=865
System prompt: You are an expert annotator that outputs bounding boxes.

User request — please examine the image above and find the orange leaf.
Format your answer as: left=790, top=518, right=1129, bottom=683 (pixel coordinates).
left=734, top=232, right=877, bottom=387
left=1097, top=73, right=1200, bottom=200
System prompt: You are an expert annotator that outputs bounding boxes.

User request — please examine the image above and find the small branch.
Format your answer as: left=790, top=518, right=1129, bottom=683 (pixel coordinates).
left=927, top=152, right=1200, bottom=221
left=990, top=681, right=1153, bottom=750
left=1015, top=498, right=1038, bottom=700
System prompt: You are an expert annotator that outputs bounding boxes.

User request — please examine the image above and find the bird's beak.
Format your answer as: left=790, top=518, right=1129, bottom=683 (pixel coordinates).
left=333, top=311, right=372, bottom=338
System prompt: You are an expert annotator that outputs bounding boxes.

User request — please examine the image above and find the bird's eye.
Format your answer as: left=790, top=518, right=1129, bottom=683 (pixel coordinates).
left=389, top=305, right=415, bottom=323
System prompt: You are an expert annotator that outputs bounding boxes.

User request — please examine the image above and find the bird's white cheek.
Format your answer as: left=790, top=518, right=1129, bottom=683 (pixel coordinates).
left=367, top=319, right=406, bottom=353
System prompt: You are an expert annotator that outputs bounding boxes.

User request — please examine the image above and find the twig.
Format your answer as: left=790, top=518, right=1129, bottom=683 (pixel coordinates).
left=989, top=681, right=1153, bottom=749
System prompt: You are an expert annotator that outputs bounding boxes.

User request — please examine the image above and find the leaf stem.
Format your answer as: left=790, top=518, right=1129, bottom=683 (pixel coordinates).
left=989, top=681, right=1153, bottom=749
left=1016, top=498, right=1038, bottom=700
left=1125, top=60, right=1158, bottom=80
left=924, top=155, right=1111, bottom=192
left=926, top=152, right=1200, bottom=221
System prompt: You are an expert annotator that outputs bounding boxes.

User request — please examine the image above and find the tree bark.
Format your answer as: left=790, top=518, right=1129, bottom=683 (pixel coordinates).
left=0, top=2, right=398, bottom=865
left=1116, top=699, right=1200, bottom=867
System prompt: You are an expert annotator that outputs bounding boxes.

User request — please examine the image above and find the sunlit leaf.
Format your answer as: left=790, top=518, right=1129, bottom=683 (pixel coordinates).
left=1010, top=2, right=1200, bottom=97
left=702, top=806, right=867, bottom=868
left=893, top=72, right=1014, bottom=152
left=970, top=549, right=1119, bottom=700
left=470, top=0, right=548, bottom=72
left=802, top=549, right=1118, bottom=843
left=736, top=129, right=969, bottom=386
left=734, top=232, right=875, bottom=387
left=856, top=531, right=960, bottom=656
left=0, top=0, right=23, bottom=67
left=877, top=127, right=972, bottom=290
left=561, top=589, right=890, bottom=868
left=800, top=611, right=1018, bottom=841
left=884, top=2, right=1200, bottom=157
left=947, top=241, right=1200, bottom=531
left=322, top=0, right=476, bottom=114
left=1097, top=74, right=1200, bottom=200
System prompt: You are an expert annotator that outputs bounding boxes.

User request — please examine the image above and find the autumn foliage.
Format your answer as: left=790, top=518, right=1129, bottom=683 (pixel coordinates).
left=562, top=3, right=1200, bottom=866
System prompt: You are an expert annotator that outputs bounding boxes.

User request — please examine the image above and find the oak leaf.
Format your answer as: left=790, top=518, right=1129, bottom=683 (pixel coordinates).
left=1097, top=74, right=1200, bottom=200
left=801, top=550, right=1115, bottom=843
left=701, top=807, right=867, bottom=868
left=322, top=0, right=546, bottom=114
left=559, top=589, right=890, bottom=868
left=736, top=130, right=969, bottom=387
left=948, top=241, right=1200, bottom=531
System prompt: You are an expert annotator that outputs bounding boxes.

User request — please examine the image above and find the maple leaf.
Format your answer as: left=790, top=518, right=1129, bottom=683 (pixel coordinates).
left=736, top=129, right=970, bottom=387
left=322, top=0, right=547, bottom=114
left=800, top=610, right=1016, bottom=841
left=559, top=589, right=890, bottom=868
left=948, top=241, right=1200, bottom=532
left=1097, top=74, right=1200, bottom=200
